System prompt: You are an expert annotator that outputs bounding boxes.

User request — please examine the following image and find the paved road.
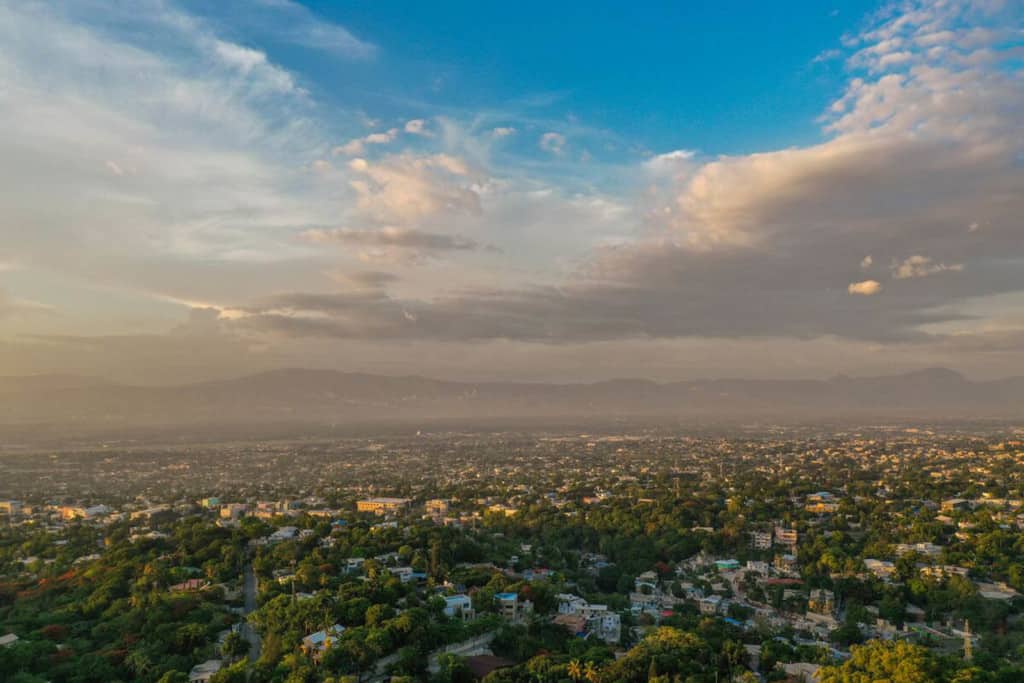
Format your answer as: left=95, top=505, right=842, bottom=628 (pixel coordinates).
left=241, top=563, right=261, bottom=663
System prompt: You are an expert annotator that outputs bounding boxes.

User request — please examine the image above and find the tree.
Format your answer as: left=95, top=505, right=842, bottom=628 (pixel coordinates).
left=156, top=673, right=189, bottom=683
left=818, top=640, right=939, bottom=683
left=221, top=631, right=250, bottom=661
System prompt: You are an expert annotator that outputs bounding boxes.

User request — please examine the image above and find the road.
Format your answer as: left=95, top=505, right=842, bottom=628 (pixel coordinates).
left=241, top=562, right=261, bottom=663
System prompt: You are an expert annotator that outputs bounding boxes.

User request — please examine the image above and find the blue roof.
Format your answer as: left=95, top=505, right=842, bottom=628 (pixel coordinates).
left=495, top=592, right=518, bottom=600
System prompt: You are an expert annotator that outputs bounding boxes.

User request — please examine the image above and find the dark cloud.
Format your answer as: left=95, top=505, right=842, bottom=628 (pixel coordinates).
left=302, top=228, right=483, bottom=251
left=345, top=270, right=400, bottom=287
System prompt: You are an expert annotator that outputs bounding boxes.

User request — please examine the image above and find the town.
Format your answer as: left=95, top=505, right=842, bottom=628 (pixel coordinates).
left=2, top=424, right=1024, bottom=682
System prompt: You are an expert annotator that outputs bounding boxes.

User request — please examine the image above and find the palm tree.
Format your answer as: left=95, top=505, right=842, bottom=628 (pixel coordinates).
left=584, top=661, right=600, bottom=683
left=567, top=659, right=583, bottom=681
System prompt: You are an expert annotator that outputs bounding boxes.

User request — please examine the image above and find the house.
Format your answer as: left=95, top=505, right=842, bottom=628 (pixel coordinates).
left=444, top=594, right=475, bottom=621
left=268, top=526, right=298, bottom=543
left=556, top=594, right=620, bottom=643
left=557, top=593, right=588, bottom=614
left=864, top=558, right=896, bottom=580
left=699, top=595, right=723, bottom=615
left=495, top=592, right=532, bottom=622
left=219, top=503, right=249, bottom=520
left=301, top=625, right=346, bottom=661
left=775, top=553, right=799, bottom=574
left=629, top=592, right=659, bottom=615
left=188, top=660, right=222, bottom=683
left=782, top=661, right=821, bottom=682
left=942, top=498, right=971, bottom=512
left=808, top=589, right=835, bottom=615
left=586, top=609, right=621, bottom=643
left=746, top=560, right=770, bottom=574
left=895, top=542, right=943, bottom=557
left=170, top=578, right=209, bottom=592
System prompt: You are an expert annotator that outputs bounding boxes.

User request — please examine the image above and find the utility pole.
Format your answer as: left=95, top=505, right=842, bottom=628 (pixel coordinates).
left=964, top=619, right=973, bottom=661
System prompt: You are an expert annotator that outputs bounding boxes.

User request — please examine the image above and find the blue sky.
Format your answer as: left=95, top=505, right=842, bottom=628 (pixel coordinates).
left=1, top=0, right=1023, bottom=383
left=193, top=0, right=881, bottom=156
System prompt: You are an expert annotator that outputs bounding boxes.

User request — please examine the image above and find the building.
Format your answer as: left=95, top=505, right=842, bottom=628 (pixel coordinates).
left=556, top=594, right=620, bottom=643
left=425, top=499, right=450, bottom=520
left=495, top=592, right=532, bottom=623
left=356, top=497, right=411, bottom=514
left=774, top=526, right=798, bottom=547
left=59, top=504, right=110, bottom=521
left=301, top=625, right=346, bottom=661
left=268, top=526, right=299, bottom=543
left=864, top=558, right=896, bottom=580
left=219, top=503, right=249, bottom=520
left=942, top=498, right=971, bottom=513
left=699, top=595, right=723, bottom=615
left=0, top=501, right=24, bottom=517
left=750, top=530, right=773, bottom=550
left=775, top=553, right=799, bottom=574
left=0, top=633, right=19, bottom=648
left=808, top=588, right=835, bottom=615
left=188, top=660, right=222, bottom=683
left=443, top=594, right=475, bottom=621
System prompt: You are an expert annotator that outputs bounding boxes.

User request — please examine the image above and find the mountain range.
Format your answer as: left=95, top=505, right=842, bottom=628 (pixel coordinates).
left=1, top=367, right=1022, bottom=429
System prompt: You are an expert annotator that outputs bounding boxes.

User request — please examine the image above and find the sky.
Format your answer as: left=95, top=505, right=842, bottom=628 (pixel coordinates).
left=1, top=0, right=1023, bottom=385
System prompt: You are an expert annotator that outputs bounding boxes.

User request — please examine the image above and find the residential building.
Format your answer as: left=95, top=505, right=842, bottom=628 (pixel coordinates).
left=356, top=497, right=412, bottom=514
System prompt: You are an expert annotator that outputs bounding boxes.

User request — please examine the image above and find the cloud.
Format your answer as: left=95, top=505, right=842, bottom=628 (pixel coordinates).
left=344, top=153, right=482, bottom=226
left=0, top=0, right=337, bottom=275
left=848, top=280, right=882, bottom=296
left=301, top=227, right=483, bottom=251
left=245, top=0, right=376, bottom=60
left=891, top=255, right=964, bottom=279
left=404, top=119, right=431, bottom=136
left=539, top=132, right=566, bottom=155
left=3, top=0, right=1024, bottom=383
left=0, top=289, right=55, bottom=319
left=220, top=0, right=1024, bottom=348
left=340, top=270, right=400, bottom=288
left=332, top=128, right=399, bottom=156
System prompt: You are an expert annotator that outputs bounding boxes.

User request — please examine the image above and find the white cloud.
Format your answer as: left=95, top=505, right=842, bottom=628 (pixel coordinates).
left=539, top=132, right=566, bottom=155
left=891, top=255, right=964, bottom=279
left=345, top=153, right=481, bottom=226
left=404, top=119, right=431, bottom=136
left=245, top=0, right=376, bottom=60
left=491, top=127, right=516, bottom=138
left=848, top=280, right=882, bottom=296
left=332, top=128, right=399, bottom=156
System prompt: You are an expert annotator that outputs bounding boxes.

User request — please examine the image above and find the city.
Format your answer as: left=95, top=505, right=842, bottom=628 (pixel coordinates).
left=3, top=425, right=1024, bottom=681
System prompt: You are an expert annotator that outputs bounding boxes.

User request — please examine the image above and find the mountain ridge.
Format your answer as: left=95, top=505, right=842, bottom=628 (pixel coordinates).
left=2, top=367, right=1023, bottom=427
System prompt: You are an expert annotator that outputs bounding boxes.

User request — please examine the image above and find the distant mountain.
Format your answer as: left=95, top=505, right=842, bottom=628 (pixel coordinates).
left=1, top=367, right=1022, bottom=428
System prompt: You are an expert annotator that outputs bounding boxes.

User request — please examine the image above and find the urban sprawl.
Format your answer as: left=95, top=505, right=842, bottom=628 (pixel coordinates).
left=2, top=425, right=1024, bottom=682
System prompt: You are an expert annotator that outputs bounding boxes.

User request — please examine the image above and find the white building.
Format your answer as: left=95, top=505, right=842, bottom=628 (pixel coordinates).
left=189, top=660, right=222, bottom=683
